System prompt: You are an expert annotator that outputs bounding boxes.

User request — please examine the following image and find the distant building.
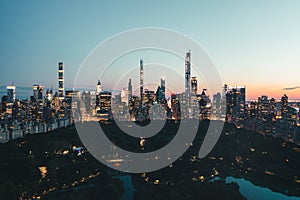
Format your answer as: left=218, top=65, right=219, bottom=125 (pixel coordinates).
left=58, top=62, right=64, bottom=100
left=191, top=77, right=197, bottom=94
left=33, top=84, right=44, bottom=101
left=279, top=94, right=297, bottom=139
left=212, top=92, right=222, bottom=119
left=121, top=88, right=129, bottom=105
left=128, top=78, right=132, bottom=103
left=128, top=96, right=139, bottom=121
left=199, top=89, right=211, bottom=120
left=161, top=76, right=166, bottom=100
left=6, top=85, right=16, bottom=102
left=185, top=51, right=191, bottom=111
left=95, top=80, right=102, bottom=111
left=6, top=85, right=16, bottom=118
left=96, top=80, right=102, bottom=95
left=226, top=86, right=246, bottom=128
left=177, top=93, right=187, bottom=119
left=97, top=91, right=112, bottom=122
left=171, top=93, right=180, bottom=121
left=46, top=89, right=54, bottom=101
left=139, top=59, right=144, bottom=111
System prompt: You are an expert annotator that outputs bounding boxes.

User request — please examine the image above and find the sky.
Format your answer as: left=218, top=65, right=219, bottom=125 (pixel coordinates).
left=0, top=0, right=300, bottom=100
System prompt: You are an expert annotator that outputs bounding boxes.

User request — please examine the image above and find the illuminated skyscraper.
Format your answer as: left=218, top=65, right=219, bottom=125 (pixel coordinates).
left=185, top=51, right=191, bottom=111
left=95, top=80, right=102, bottom=111
left=128, top=78, right=132, bottom=102
left=281, top=94, right=288, bottom=118
left=171, top=93, right=180, bottom=121
left=6, top=85, right=16, bottom=102
left=58, top=62, right=64, bottom=99
left=226, top=86, right=246, bottom=128
left=191, top=77, right=197, bottom=94
left=97, top=91, right=112, bottom=121
left=46, top=89, right=54, bottom=101
left=96, top=79, right=102, bottom=95
left=157, top=77, right=166, bottom=104
left=161, top=76, right=165, bottom=99
left=121, top=87, right=129, bottom=105
left=139, top=59, right=144, bottom=110
left=33, top=84, right=44, bottom=101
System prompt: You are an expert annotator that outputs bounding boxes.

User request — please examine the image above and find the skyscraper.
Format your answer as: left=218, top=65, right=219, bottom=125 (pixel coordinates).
left=191, top=77, right=197, bottom=94
left=226, top=86, right=246, bottom=128
left=121, top=87, right=129, bottom=105
left=156, top=77, right=166, bottom=104
left=281, top=94, right=288, bottom=118
left=185, top=51, right=191, bottom=111
left=46, top=89, right=54, bottom=101
left=58, top=62, right=64, bottom=99
left=171, top=93, right=180, bottom=121
left=97, top=91, right=112, bottom=122
left=161, top=76, right=166, bottom=100
left=95, top=80, right=102, bottom=111
left=139, top=59, right=144, bottom=110
left=96, top=79, right=102, bottom=95
left=6, top=85, right=16, bottom=102
left=128, top=78, right=132, bottom=102
left=33, top=84, right=44, bottom=101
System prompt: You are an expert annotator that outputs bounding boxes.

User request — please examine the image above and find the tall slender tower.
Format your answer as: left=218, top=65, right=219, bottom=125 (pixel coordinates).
left=128, top=78, right=132, bottom=102
left=58, top=62, right=64, bottom=100
left=161, top=76, right=166, bottom=100
left=139, top=59, right=144, bottom=109
left=185, top=51, right=191, bottom=110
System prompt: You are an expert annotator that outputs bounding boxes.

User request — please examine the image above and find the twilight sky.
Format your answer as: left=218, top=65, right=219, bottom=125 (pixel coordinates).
left=0, top=0, right=300, bottom=100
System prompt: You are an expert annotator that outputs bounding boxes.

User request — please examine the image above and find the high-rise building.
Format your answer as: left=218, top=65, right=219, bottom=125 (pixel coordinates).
left=128, top=78, right=132, bottom=102
left=33, top=84, right=44, bottom=101
left=156, top=77, right=166, bottom=104
left=171, top=93, right=180, bottom=121
left=191, top=77, right=197, bottom=94
left=222, top=84, right=228, bottom=99
left=6, top=85, right=16, bottom=102
left=226, top=86, right=246, bottom=128
left=177, top=93, right=187, bottom=119
left=96, top=80, right=102, bottom=95
left=161, top=76, right=166, bottom=100
left=6, top=85, right=15, bottom=118
left=139, top=59, right=144, bottom=110
left=144, top=89, right=156, bottom=106
left=99, top=92, right=111, bottom=111
left=46, top=89, right=53, bottom=101
left=185, top=51, right=191, bottom=110
left=128, top=95, right=139, bottom=121
left=121, top=87, right=129, bottom=105
left=97, top=91, right=112, bottom=122
left=199, top=89, right=211, bottom=120
left=95, top=80, right=102, bottom=111
left=281, top=94, right=288, bottom=117
left=58, top=62, right=64, bottom=99
left=212, top=92, right=222, bottom=119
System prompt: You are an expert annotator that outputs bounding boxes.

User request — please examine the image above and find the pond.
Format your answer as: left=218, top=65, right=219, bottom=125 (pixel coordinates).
left=211, top=176, right=300, bottom=200
left=114, top=175, right=136, bottom=200
left=116, top=175, right=300, bottom=200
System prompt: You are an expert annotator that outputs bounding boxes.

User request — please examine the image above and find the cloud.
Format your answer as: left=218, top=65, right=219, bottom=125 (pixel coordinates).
left=282, top=86, right=300, bottom=91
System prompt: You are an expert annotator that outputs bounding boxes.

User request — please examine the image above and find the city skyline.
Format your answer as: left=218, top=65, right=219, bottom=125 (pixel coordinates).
left=1, top=52, right=300, bottom=102
left=1, top=1, right=300, bottom=100
left=1, top=2, right=300, bottom=200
